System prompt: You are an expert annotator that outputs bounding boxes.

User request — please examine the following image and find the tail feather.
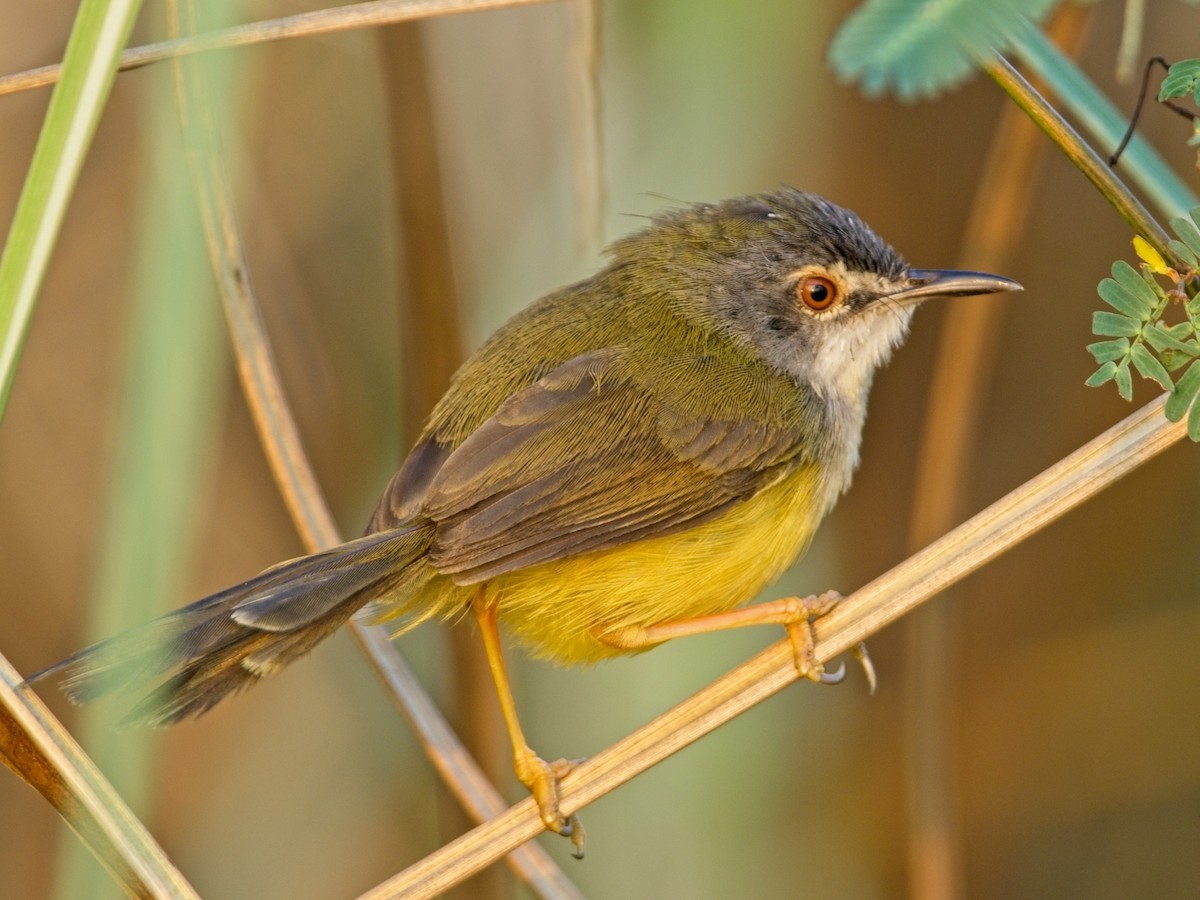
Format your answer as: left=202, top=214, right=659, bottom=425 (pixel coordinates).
left=125, top=631, right=280, bottom=726
left=229, top=529, right=430, bottom=632
left=125, top=600, right=362, bottom=726
left=28, top=523, right=436, bottom=725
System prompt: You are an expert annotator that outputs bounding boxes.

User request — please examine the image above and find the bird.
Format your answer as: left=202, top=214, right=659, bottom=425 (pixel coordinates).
left=32, top=187, right=1020, bottom=850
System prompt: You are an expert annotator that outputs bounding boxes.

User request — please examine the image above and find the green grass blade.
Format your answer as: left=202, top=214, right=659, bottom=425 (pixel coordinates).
left=52, top=130, right=227, bottom=900
left=49, top=3, right=236, bottom=897
left=0, top=0, right=145, bottom=423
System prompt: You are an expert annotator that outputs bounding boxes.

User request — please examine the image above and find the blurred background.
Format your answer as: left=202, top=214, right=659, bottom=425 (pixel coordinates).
left=1, top=1, right=1198, bottom=897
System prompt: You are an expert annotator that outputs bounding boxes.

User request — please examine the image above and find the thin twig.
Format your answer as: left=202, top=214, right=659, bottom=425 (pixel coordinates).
left=1005, top=19, right=1196, bottom=220
left=167, top=4, right=580, bottom=896
left=567, top=0, right=605, bottom=249
left=1110, top=56, right=1171, bottom=166
left=0, top=0, right=558, bottom=99
left=362, top=397, right=1186, bottom=896
left=982, top=55, right=1179, bottom=267
left=1115, top=0, right=1146, bottom=84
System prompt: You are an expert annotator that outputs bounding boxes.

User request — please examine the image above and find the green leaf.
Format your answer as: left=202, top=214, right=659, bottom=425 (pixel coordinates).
left=1130, top=343, right=1173, bottom=389
left=1086, top=338, right=1129, bottom=363
left=1086, top=361, right=1118, bottom=387
left=1168, top=238, right=1199, bottom=267
left=1097, top=277, right=1152, bottom=319
left=1188, top=391, right=1200, bottom=441
left=1160, top=348, right=1195, bottom=373
left=1170, top=213, right=1200, bottom=259
left=1164, top=361, right=1200, bottom=421
left=1161, top=321, right=1195, bottom=340
left=1093, top=310, right=1141, bottom=337
left=1114, top=361, right=1133, bottom=400
left=1158, top=59, right=1200, bottom=105
left=1110, top=260, right=1161, bottom=306
left=828, top=0, right=1061, bottom=101
left=1144, top=323, right=1199, bottom=355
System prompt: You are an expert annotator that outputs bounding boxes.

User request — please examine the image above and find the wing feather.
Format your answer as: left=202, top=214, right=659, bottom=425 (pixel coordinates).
left=416, top=349, right=806, bottom=582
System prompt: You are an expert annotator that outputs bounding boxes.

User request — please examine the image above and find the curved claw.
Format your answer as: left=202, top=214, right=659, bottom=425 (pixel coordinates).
left=782, top=593, right=880, bottom=695
left=568, top=815, right=586, bottom=859
left=815, top=661, right=846, bottom=685
left=517, top=753, right=588, bottom=856
left=854, top=642, right=878, bottom=696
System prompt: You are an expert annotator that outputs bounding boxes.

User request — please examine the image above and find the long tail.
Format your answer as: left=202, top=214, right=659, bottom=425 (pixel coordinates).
left=28, top=523, right=436, bottom=726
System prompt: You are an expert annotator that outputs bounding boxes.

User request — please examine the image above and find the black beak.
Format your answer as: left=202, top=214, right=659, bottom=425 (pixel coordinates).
left=887, top=269, right=1023, bottom=305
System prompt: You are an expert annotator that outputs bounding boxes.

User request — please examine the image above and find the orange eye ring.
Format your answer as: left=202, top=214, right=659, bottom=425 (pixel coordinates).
left=797, top=275, right=839, bottom=311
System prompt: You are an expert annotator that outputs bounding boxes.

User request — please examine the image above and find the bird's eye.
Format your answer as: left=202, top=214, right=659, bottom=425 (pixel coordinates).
left=797, top=275, right=839, bottom=311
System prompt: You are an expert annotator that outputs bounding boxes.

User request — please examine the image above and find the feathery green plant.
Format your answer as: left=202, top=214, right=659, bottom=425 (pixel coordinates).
left=1157, top=58, right=1200, bottom=164
left=828, top=0, right=1060, bottom=99
left=1087, top=222, right=1200, bottom=439
left=831, top=3, right=1200, bottom=439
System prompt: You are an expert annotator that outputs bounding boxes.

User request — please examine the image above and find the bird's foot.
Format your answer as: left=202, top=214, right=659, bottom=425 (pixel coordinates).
left=783, top=591, right=876, bottom=693
left=515, top=749, right=586, bottom=858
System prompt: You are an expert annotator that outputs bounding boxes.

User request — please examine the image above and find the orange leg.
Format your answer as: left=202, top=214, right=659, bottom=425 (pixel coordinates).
left=472, top=594, right=585, bottom=856
left=596, top=591, right=875, bottom=691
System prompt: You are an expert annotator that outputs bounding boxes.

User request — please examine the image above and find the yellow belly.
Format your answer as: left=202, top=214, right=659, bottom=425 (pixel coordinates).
left=481, top=463, right=827, bottom=665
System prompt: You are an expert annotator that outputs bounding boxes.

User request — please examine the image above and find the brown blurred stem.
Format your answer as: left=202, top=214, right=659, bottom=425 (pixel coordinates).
left=0, top=0, right=560, bottom=99
left=376, top=20, right=510, bottom=900
left=168, top=2, right=580, bottom=897
left=905, top=9, right=1091, bottom=899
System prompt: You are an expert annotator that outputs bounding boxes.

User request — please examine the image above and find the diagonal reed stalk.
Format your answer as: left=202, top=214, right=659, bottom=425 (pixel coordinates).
left=364, top=393, right=1185, bottom=897
left=1, top=654, right=198, bottom=899
left=982, top=54, right=1178, bottom=263
left=1006, top=15, right=1195, bottom=221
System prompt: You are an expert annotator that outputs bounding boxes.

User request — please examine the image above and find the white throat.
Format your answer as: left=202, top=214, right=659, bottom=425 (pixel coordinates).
left=808, top=301, right=914, bottom=409
left=805, top=299, right=915, bottom=504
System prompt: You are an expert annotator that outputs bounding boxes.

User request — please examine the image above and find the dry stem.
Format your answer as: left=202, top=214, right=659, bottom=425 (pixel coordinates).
left=0, top=0, right=559, bottom=98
